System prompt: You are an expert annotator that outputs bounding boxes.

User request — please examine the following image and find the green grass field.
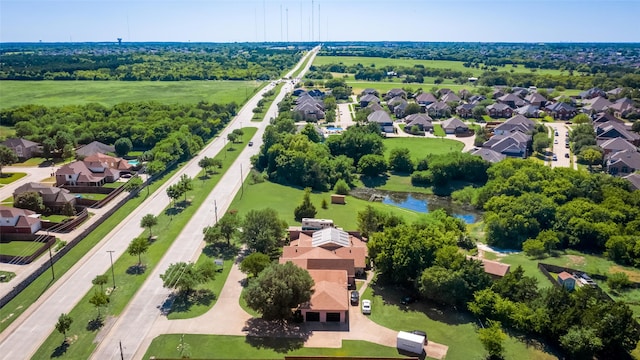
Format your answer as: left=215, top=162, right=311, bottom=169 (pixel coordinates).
left=314, top=56, right=568, bottom=77
left=143, top=335, right=402, bottom=359
left=383, top=137, right=464, bottom=161
left=77, top=193, right=108, bottom=201
left=0, top=240, right=44, bottom=257
left=0, top=125, right=16, bottom=139
left=0, top=80, right=263, bottom=109
left=31, top=129, right=258, bottom=359
left=40, top=214, right=69, bottom=222
left=228, top=181, right=421, bottom=230
left=0, top=172, right=26, bottom=184
left=362, top=278, right=558, bottom=360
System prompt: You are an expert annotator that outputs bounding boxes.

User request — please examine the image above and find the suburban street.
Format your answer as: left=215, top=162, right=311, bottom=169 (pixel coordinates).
left=0, top=48, right=318, bottom=359
left=547, top=122, right=575, bottom=169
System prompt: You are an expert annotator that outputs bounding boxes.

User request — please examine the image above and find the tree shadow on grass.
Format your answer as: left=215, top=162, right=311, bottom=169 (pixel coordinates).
left=168, top=289, right=216, bottom=315
left=504, top=327, right=563, bottom=359
left=368, top=278, right=471, bottom=326
left=360, top=174, right=389, bottom=188
left=86, top=316, right=104, bottom=331
left=243, top=318, right=310, bottom=353
left=126, top=264, right=147, bottom=275
left=203, top=242, right=240, bottom=260
left=51, top=340, right=69, bottom=358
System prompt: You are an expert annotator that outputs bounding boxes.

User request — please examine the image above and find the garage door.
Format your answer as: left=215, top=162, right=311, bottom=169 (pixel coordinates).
left=305, top=312, right=320, bottom=322
left=326, top=312, right=341, bottom=322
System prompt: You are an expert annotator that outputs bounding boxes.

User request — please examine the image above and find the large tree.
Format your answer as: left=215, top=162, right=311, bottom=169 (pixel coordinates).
left=294, top=188, right=317, bottom=221
left=478, top=320, right=506, bottom=359
left=243, top=262, right=314, bottom=320
left=14, top=191, right=44, bottom=212
left=388, top=147, right=414, bottom=173
left=160, top=261, right=216, bottom=296
left=241, top=208, right=288, bottom=255
left=127, top=236, right=150, bottom=266
left=55, top=313, right=73, bottom=340
left=140, top=214, right=158, bottom=238
left=114, top=137, right=133, bottom=157
left=239, top=252, right=272, bottom=278
left=358, top=154, right=387, bottom=177
left=0, top=145, right=18, bottom=176
left=203, top=211, right=240, bottom=245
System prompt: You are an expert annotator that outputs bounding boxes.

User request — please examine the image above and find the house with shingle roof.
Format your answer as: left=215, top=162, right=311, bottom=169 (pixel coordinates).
left=359, top=94, right=380, bottom=108
left=582, top=96, right=613, bottom=114
left=404, top=114, right=433, bottom=132
left=493, top=115, right=535, bottom=135
left=14, top=183, right=76, bottom=210
left=1, top=138, right=40, bottom=160
left=367, top=110, right=394, bottom=133
left=441, top=92, right=461, bottom=104
left=0, top=206, right=41, bottom=234
left=525, top=92, right=547, bottom=107
left=281, top=227, right=367, bottom=323
left=595, top=121, right=640, bottom=146
left=579, top=87, right=607, bottom=100
left=593, top=113, right=624, bottom=124
left=75, top=141, right=115, bottom=158
left=483, top=131, right=531, bottom=158
left=384, top=88, right=406, bottom=100
left=361, top=88, right=378, bottom=96
left=608, top=98, right=636, bottom=118
left=469, top=148, right=506, bottom=163
left=623, top=173, right=640, bottom=191
left=486, top=103, right=514, bottom=118
left=441, top=117, right=469, bottom=134
left=467, top=256, right=511, bottom=279
left=545, top=102, right=577, bottom=120
left=498, top=93, right=525, bottom=108
left=55, top=154, right=129, bottom=187
left=607, top=150, right=640, bottom=176
left=456, top=103, right=476, bottom=118
left=294, top=99, right=325, bottom=121
left=415, top=92, right=437, bottom=106
left=597, top=138, right=638, bottom=156
left=425, top=102, right=451, bottom=118
left=515, top=104, right=540, bottom=118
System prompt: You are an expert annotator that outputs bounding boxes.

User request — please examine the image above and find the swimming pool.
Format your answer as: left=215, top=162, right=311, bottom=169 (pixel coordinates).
left=326, top=127, right=343, bottom=132
left=128, top=160, right=140, bottom=166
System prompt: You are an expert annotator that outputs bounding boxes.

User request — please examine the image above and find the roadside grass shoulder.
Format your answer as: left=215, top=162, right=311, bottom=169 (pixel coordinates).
left=362, top=277, right=558, bottom=360
left=0, top=172, right=26, bottom=184
left=0, top=80, right=262, bottom=109
left=228, top=181, right=421, bottom=230
left=251, top=83, right=284, bottom=121
left=29, top=129, right=256, bottom=359
left=143, top=335, right=402, bottom=359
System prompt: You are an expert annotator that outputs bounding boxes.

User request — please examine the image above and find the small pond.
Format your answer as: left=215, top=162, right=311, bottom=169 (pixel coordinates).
left=350, top=188, right=481, bottom=224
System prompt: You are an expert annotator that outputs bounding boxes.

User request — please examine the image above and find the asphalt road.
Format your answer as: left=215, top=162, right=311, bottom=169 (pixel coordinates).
left=547, top=122, right=574, bottom=169
left=0, top=47, right=318, bottom=359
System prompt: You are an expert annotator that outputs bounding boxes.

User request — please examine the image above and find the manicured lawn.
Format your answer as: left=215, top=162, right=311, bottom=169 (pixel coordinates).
left=356, top=173, right=432, bottom=194
left=383, top=137, right=463, bottom=161
left=432, top=124, right=446, bottom=137
left=0, top=172, right=26, bottom=184
left=77, top=193, right=108, bottom=201
left=314, top=56, right=568, bottom=77
left=239, top=279, right=262, bottom=318
left=0, top=240, right=44, bottom=257
left=143, top=335, right=403, bottom=359
left=228, top=181, right=421, bottom=230
left=166, top=256, right=234, bottom=320
left=102, top=182, right=123, bottom=189
left=31, top=129, right=258, bottom=359
left=1, top=196, right=13, bottom=206
left=11, top=157, right=72, bottom=167
left=362, top=277, right=558, bottom=360
left=0, top=80, right=263, bottom=109
left=40, top=214, right=69, bottom=223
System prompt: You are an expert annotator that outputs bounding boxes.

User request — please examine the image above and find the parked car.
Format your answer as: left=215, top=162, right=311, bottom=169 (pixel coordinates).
left=400, top=296, right=415, bottom=305
left=565, top=153, right=570, bottom=158
left=555, top=131, right=559, bottom=136
left=350, top=290, right=359, bottom=305
left=554, top=139, right=558, bottom=144
left=248, top=141, right=254, bottom=146
left=552, top=154, right=558, bottom=161
left=362, top=299, right=371, bottom=314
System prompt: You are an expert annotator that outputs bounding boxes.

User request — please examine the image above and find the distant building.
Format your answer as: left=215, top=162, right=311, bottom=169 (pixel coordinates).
left=557, top=272, right=576, bottom=290
left=301, top=218, right=334, bottom=231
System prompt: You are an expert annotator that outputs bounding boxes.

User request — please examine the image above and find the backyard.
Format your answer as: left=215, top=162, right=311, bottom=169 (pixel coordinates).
left=383, top=137, right=464, bottom=161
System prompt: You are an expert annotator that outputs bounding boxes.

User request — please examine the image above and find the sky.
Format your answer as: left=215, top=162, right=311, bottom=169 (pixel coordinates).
left=1, top=0, right=639, bottom=43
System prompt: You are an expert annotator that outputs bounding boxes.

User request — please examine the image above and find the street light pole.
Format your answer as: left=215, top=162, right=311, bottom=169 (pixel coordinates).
left=107, top=250, right=116, bottom=289
left=214, top=199, right=218, bottom=223
left=240, top=164, right=244, bottom=198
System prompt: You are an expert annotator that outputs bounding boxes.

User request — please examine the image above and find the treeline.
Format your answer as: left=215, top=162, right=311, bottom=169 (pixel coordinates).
left=0, top=44, right=301, bottom=81
left=310, top=63, right=474, bottom=83
left=478, top=70, right=640, bottom=91
left=320, top=42, right=640, bottom=72
left=453, top=160, right=640, bottom=264
left=366, top=207, right=639, bottom=359
left=1, top=101, right=237, bottom=170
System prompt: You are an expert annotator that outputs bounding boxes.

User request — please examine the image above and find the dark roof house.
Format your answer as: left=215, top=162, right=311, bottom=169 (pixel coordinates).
left=441, top=117, right=469, bottom=134
left=1, top=138, right=40, bottom=160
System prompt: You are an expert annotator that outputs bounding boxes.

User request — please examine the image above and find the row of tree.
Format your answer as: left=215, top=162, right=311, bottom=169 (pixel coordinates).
left=0, top=44, right=302, bottom=81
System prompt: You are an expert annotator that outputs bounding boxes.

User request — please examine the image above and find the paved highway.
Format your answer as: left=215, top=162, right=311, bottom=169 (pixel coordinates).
left=0, top=47, right=318, bottom=359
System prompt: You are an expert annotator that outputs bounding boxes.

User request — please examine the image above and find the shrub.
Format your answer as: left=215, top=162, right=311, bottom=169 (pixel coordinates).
left=333, top=179, right=350, bottom=195
left=411, top=170, right=432, bottom=185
